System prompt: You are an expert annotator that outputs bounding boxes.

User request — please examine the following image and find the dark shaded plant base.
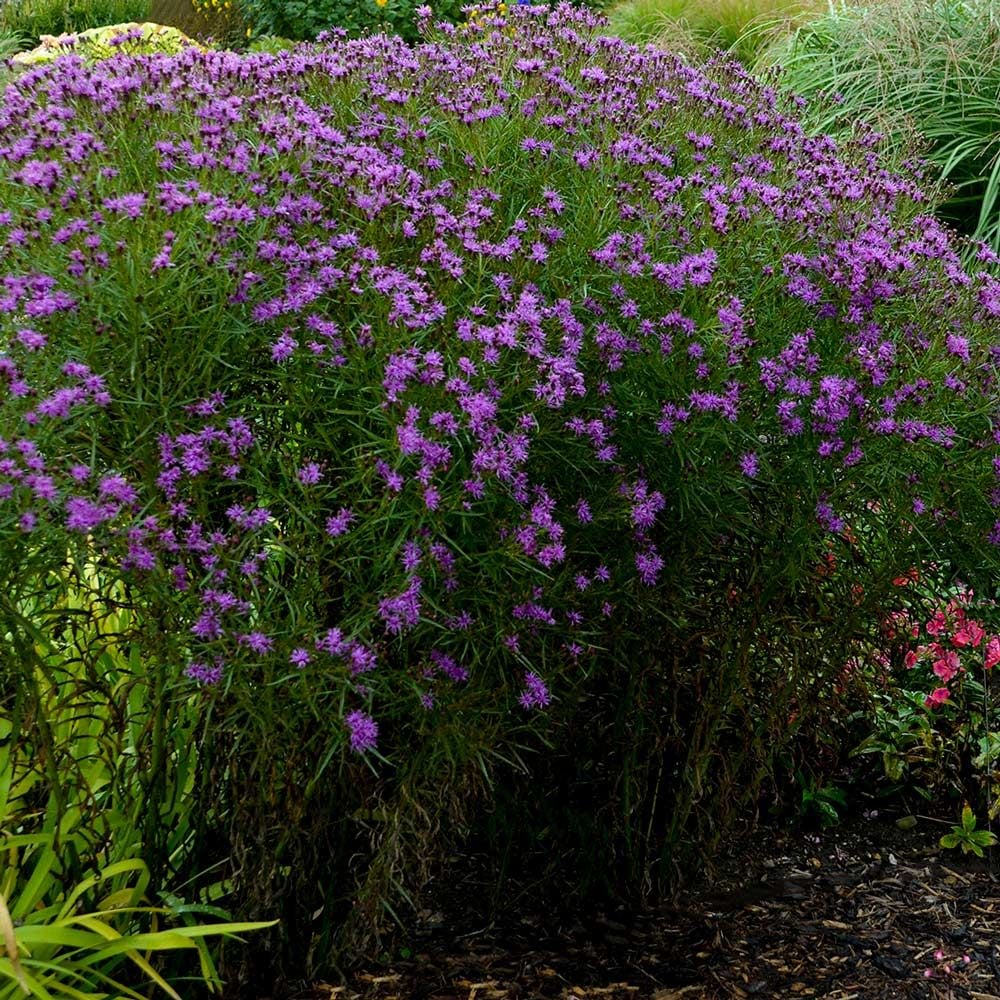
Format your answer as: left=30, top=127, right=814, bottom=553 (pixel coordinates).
left=295, top=816, right=1000, bottom=1000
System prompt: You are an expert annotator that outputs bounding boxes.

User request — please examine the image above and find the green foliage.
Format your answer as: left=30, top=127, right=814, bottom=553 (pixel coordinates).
left=0, top=28, right=29, bottom=55
left=764, top=0, right=1000, bottom=253
left=853, top=689, right=948, bottom=802
left=972, top=731, right=1000, bottom=811
left=245, top=31, right=294, bottom=50
left=848, top=578, right=1000, bottom=820
left=0, top=0, right=151, bottom=42
left=236, top=0, right=458, bottom=42
left=605, top=0, right=822, bottom=64
left=797, top=771, right=847, bottom=828
left=0, top=716, right=274, bottom=996
left=604, top=0, right=698, bottom=48
left=0, top=841, right=273, bottom=999
left=939, top=803, right=997, bottom=856
left=1, top=6, right=999, bottom=982
left=0, top=549, right=275, bottom=995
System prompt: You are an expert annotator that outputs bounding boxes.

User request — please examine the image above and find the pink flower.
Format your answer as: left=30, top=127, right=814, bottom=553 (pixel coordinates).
left=925, top=610, right=949, bottom=636
left=932, top=649, right=961, bottom=682
left=985, top=636, right=1000, bottom=671
left=953, top=621, right=985, bottom=647
left=925, top=687, right=951, bottom=708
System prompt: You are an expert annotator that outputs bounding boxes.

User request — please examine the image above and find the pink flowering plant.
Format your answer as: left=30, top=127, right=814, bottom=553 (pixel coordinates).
left=903, top=587, right=999, bottom=709
left=1, top=2, right=999, bottom=975
left=853, top=577, right=999, bottom=816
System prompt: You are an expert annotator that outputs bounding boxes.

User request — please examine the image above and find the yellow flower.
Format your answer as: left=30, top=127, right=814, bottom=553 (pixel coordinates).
left=375, top=0, right=388, bottom=7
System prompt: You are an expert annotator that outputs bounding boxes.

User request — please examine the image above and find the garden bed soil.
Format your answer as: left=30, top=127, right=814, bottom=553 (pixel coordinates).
left=298, top=815, right=1000, bottom=1000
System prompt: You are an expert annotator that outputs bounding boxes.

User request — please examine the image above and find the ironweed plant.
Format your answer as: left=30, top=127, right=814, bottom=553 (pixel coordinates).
left=1, top=2, right=999, bottom=981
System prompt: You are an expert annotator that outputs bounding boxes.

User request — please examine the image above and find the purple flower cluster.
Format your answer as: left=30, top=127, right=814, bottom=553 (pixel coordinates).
left=1, top=5, right=997, bottom=757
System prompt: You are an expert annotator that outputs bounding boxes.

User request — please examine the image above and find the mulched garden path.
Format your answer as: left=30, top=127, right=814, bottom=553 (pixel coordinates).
left=298, top=816, right=1000, bottom=1000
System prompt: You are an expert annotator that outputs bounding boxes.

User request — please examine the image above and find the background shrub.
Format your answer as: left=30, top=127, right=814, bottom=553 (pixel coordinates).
left=1, top=4, right=998, bottom=989
left=764, top=0, right=1000, bottom=254
left=0, top=0, right=150, bottom=44
left=605, top=0, right=822, bottom=65
left=149, top=0, right=243, bottom=45
left=233, top=0, right=464, bottom=41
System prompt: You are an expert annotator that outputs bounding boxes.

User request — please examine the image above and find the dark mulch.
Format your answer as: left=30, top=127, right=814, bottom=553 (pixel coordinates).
left=297, top=815, right=1000, bottom=1000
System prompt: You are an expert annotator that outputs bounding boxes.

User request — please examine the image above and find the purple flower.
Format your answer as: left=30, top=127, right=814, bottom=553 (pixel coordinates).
left=325, top=508, right=354, bottom=537
left=297, top=462, right=322, bottom=485
left=635, top=547, right=665, bottom=586
left=238, top=632, right=273, bottom=655
left=345, top=710, right=379, bottom=752
left=98, top=475, right=137, bottom=505
left=379, top=577, right=422, bottom=635
left=816, top=499, right=845, bottom=535
left=103, top=193, right=146, bottom=219
left=185, top=661, right=223, bottom=685
left=16, top=159, right=62, bottom=191
left=739, top=452, right=759, bottom=477
left=65, top=497, right=110, bottom=533
left=271, top=332, right=298, bottom=362
left=519, top=671, right=551, bottom=709
left=401, top=540, right=422, bottom=571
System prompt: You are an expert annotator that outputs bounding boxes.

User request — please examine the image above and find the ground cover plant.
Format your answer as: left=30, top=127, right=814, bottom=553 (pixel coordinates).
left=1, top=2, right=999, bottom=990
left=766, top=0, right=1000, bottom=254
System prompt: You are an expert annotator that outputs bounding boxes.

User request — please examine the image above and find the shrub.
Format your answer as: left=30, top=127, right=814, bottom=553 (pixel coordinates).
left=764, top=0, right=1000, bottom=254
left=1, top=2, right=998, bottom=983
left=0, top=0, right=151, bottom=43
left=234, top=0, right=464, bottom=42
left=148, top=0, right=244, bottom=46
